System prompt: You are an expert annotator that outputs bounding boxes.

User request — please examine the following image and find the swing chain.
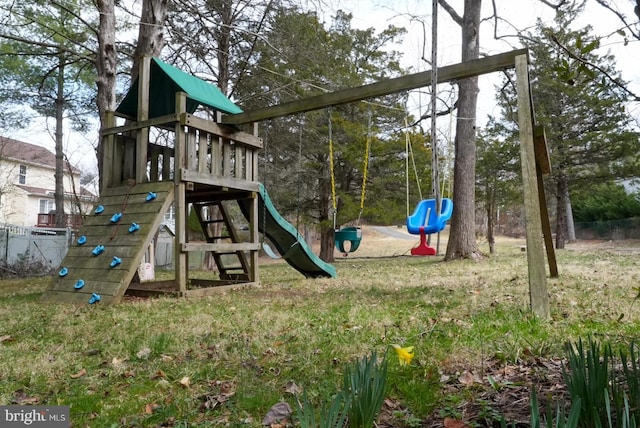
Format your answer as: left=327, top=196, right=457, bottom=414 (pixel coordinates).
left=328, top=111, right=338, bottom=231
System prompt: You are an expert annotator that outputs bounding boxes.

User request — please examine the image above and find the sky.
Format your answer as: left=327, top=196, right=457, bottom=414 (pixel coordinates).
left=9, top=0, right=640, bottom=181
left=337, top=0, right=640, bottom=129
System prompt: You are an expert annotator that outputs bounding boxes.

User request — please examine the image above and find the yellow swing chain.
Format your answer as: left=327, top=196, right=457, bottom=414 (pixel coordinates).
left=328, top=113, right=338, bottom=230
left=356, top=112, right=372, bottom=225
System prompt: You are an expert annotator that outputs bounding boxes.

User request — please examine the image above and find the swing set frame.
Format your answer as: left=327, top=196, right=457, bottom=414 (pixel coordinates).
left=223, top=48, right=557, bottom=318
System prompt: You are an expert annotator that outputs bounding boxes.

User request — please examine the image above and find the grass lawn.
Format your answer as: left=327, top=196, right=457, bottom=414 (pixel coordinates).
left=1, top=227, right=639, bottom=427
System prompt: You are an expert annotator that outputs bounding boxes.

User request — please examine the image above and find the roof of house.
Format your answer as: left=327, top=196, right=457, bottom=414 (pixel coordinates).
left=15, top=184, right=96, bottom=200
left=116, top=57, right=243, bottom=120
left=0, top=136, right=80, bottom=174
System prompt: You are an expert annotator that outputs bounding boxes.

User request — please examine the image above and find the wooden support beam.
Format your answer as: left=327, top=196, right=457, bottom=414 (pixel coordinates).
left=516, top=54, right=550, bottom=319
left=182, top=242, right=261, bottom=252
left=222, top=49, right=528, bottom=124
left=174, top=92, right=188, bottom=294
left=101, top=111, right=116, bottom=193
left=534, top=126, right=558, bottom=278
left=136, top=57, right=150, bottom=183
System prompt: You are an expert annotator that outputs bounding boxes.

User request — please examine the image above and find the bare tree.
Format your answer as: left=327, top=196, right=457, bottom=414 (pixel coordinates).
left=438, top=0, right=484, bottom=261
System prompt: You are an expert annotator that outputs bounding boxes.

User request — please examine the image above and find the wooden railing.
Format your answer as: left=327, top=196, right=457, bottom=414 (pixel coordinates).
left=36, top=213, right=83, bottom=229
left=102, top=112, right=262, bottom=191
left=177, top=114, right=262, bottom=191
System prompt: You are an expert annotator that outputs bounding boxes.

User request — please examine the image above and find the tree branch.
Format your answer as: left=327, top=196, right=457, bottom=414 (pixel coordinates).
left=593, top=0, right=640, bottom=41
left=437, top=0, right=462, bottom=26
left=549, top=33, right=640, bottom=101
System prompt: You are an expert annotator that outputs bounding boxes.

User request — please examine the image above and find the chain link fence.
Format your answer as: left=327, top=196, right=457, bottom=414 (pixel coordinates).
left=574, top=218, right=640, bottom=240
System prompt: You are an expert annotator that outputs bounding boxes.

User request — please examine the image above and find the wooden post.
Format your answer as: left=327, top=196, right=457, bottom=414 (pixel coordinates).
left=174, top=92, right=188, bottom=294
left=101, top=111, right=116, bottom=194
left=136, top=57, right=150, bottom=184
left=515, top=54, right=550, bottom=319
left=533, top=126, right=558, bottom=278
left=250, top=122, right=260, bottom=284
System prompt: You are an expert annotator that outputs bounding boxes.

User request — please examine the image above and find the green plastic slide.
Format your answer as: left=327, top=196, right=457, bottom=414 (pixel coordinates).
left=238, top=184, right=337, bottom=278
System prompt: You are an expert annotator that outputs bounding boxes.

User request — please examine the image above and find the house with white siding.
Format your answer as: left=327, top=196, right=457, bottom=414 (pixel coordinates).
left=0, top=136, right=95, bottom=228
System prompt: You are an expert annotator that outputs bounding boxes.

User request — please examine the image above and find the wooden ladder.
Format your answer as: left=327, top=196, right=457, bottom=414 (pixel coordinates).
left=192, top=201, right=251, bottom=281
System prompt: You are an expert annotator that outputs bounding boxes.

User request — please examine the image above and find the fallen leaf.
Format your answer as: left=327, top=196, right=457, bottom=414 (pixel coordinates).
left=0, top=335, right=13, bottom=343
left=122, top=370, right=136, bottom=378
left=112, top=357, right=124, bottom=366
left=150, top=370, right=166, bottom=380
left=283, top=381, right=301, bottom=395
left=12, top=391, right=39, bottom=405
left=458, top=370, right=482, bottom=385
left=179, top=376, right=190, bottom=388
left=71, top=368, right=87, bottom=379
left=262, top=402, right=292, bottom=426
left=136, top=347, right=151, bottom=359
left=144, top=403, right=159, bottom=414
left=444, top=417, right=471, bottom=428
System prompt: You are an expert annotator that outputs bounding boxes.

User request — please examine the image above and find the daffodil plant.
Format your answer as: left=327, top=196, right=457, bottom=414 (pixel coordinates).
left=391, top=344, right=414, bottom=367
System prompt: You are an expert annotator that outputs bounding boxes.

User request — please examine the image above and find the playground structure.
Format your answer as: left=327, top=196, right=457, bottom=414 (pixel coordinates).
left=43, top=57, right=335, bottom=305
left=43, top=49, right=557, bottom=317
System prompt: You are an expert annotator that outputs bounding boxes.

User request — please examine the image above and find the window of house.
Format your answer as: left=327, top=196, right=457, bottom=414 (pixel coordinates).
left=39, top=199, right=55, bottom=214
left=18, top=165, right=27, bottom=184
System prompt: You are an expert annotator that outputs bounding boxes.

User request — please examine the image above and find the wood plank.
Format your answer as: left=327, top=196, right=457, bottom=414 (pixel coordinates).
left=537, top=162, right=559, bottom=278
left=187, top=127, right=197, bottom=170
left=43, top=181, right=175, bottom=305
left=101, top=112, right=116, bottom=193
left=223, top=49, right=529, bottom=124
left=136, top=57, right=150, bottom=184
left=41, top=290, right=119, bottom=305
left=182, top=242, right=260, bottom=252
left=515, top=54, right=550, bottom=319
left=180, top=169, right=260, bottom=192
left=100, top=114, right=180, bottom=136
left=174, top=92, right=188, bottom=294
left=533, top=126, right=551, bottom=174
left=183, top=282, right=257, bottom=298
left=198, top=131, right=208, bottom=174
left=47, top=277, right=124, bottom=295
left=181, top=114, right=263, bottom=148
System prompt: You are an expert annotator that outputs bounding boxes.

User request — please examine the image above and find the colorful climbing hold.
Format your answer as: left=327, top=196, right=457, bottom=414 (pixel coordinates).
left=92, top=245, right=105, bottom=256
left=110, top=212, right=123, bottom=223
left=146, top=192, right=157, bottom=202
left=110, top=256, right=122, bottom=268
left=74, top=279, right=85, bottom=289
left=77, top=235, right=87, bottom=245
left=58, top=267, right=69, bottom=277
left=128, top=222, right=140, bottom=233
left=89, top=293, right=101, bottom=304
left=95, top=205, right=105, bottom=214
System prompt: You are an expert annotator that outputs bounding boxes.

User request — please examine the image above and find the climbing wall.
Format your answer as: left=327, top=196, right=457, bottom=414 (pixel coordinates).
left=42, top=181, right=174, bottom=305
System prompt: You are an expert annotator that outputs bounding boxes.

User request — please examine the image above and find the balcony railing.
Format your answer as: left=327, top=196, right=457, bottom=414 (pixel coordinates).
left=36, top=213, right=84, bottom=229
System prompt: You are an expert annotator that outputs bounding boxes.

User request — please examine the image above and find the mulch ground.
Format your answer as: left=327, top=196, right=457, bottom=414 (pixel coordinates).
left=379, top=355, right=570, bottom=428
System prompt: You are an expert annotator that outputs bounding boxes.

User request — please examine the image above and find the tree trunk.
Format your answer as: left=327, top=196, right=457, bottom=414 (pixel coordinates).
left=555, top=174, right=568, bottom=249
left=565, top=190, right=576, bottom=242
left=95, top=0, right=117, bottom=188
left=216, top=0, right=232, bottom=95
left=54, top=57, right=66, bottom=228
left=487, top=188, right=495, bottom=254
left=131, top=0, right=168, bottom=80
left=444, top=0, right=483, bottom=261
left=319, top=168, right=335, bottom=263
